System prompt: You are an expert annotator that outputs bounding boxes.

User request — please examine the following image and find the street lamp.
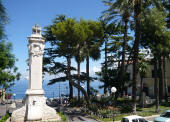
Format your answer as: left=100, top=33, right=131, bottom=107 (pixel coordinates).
left=111, top=87, right=117, bottom=93
left=111, top=87, right=117, bottom=105
left=111, top=87, right=117, bottom=122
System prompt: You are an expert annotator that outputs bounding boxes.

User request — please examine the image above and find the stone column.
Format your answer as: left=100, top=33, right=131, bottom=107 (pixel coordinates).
left=25, top=24, right=45, bottom=121
left=11, top=25, right=60, bottom=122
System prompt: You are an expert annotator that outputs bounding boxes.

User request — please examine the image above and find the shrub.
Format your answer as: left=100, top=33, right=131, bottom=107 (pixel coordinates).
left=120, top=103, right=133, bottom=113
left=161, top=102, right=170, bottom=107
left=0, top=113, right=10, bottom=122
left=57, top=112, right=66, bottom=122
left=97, top=107, right=120, bottom=118
left=89, top=104, right=99, bottom=113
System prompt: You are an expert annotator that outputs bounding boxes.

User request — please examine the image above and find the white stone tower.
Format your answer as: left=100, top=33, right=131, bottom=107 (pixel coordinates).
left=11, top=25, right=60, bottom=122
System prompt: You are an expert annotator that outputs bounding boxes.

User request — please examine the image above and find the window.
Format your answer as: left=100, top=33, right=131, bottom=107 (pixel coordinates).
left=139, top=118, right=148, bottom=122
left=160, top=112, right=170, bottom=118
left=121, top=118, right=129, bottom=122
left=132, top=119, right=138, bottom=122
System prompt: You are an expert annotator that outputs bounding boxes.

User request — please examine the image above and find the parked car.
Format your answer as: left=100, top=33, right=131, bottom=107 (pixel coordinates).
left=154, top=110, right=170, bottom=122
left=121, top=115, right=150, bottom=122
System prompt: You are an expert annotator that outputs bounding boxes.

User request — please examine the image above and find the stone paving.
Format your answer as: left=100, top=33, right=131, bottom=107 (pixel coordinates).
left=0, top=100, right=24, bottom=119
left=0, top=104, right=10, bottom=118
left=61, top=106, right=100, bottom=122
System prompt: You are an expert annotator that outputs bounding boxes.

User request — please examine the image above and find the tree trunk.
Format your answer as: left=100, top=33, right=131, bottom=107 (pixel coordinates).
left=140, top=77, right=144, bottom=107
left=121, top=20, right=128, bottom=73
left=67, top=57, right=73, bottom=100
left=118, top=19, right=129, bottom=96
left=104, top=39, right=108, bottom=94
left=163, top=56, right=168, bottom=101
left=132, top=2, right=141, bottom=114
left=86, top=56, right=90, bottom=97
left=154, top=58, right=159, bottom=113
left=158, top=57, right=163, bottom=102
left=77, top=60, right=80, bottom=102
left=69, top=80, right=90, bottom=107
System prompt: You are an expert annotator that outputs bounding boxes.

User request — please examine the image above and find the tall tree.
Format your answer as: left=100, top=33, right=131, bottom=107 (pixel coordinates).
left=131, top=0, right=142, bottom=114
left=140, top=7, right=170, bottom=112
left=163, top=0, right=170, bottom=28
left=73, top=19, right=88, bottom=102
left=101, top=0, right=133, bottom=93
left=82, top=20, right=103, bottom=97
left=0, top=0, right=8, bottom=39
left=102, top=0, right=133, bottom=73
left=99, top=20, right=122, bottom=94
left=138, top=53, right=148, bottom=107
left=0, top=41, right=20, bottom=98
left=51, top=18, right=80, bottom=99
left=44, top=16, right=93, bottom=106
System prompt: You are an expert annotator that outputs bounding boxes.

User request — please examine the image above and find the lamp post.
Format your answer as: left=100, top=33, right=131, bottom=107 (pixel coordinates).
left=111, top=87, right=117, bottom=122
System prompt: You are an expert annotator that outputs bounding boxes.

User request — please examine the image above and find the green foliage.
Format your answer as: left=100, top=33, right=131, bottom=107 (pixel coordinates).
left=97, top=108, right=120, bottom=118
left=69, top=98, right=86, bottom=107
left=162, top=0, right=170, bottom=28
left=0, top=41, right=20, bottom=90
left=141, top=7, right=170, bottom=56
left=0, top=113, right=10, bottom=122
left=44, top=15, right=103, bottom=75
left=80, top=19, right=104, bottom=60
left=0, top=0, right=8, bottom=39
left=96, top=68, right=130, bottom=97
left=138, top=54, right=149, bottom=78
left=160, top=101, right=170, bottom=107
left=57, top=112, right=67, bottom=122
left=44, top=15, right=104, bottom=101
left=89, top=103, right=99, bottom=113
left=90, top=99, right=170, bottom=121
left=89, top=104, right=120, bottom=119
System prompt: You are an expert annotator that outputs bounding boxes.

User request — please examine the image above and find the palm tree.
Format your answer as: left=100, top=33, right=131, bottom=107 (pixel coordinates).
left=102, top=0, right=133, bottom=73
left=74, top=48, right=85, bottom=102
left=74, top=20, right=88, bottom=102
left=82, top=20, right=103, bottom=97
left=86, top=42, right=101, bottom=97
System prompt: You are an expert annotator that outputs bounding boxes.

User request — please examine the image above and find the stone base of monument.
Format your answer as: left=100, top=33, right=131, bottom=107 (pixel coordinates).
left=11, top=90, right=61, bottom=122
left=11, top=105, right=61, bottom=122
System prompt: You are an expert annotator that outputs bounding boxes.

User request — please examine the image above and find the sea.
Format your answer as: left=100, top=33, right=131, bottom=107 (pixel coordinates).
left=9, top=80, right=104, bottom=99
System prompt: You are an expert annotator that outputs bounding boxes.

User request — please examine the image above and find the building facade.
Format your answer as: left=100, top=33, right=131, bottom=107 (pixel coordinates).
left=126, top=59, right=170, bottom=97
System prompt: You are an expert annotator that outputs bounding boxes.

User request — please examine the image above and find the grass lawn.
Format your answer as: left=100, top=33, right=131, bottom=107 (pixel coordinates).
left=57, top=112, right=67, bottom=122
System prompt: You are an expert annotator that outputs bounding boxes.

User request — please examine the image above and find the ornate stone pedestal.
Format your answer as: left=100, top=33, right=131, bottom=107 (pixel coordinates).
left=11, top=95, right=60, bottom=122
left=11, top=25, right=61, bottom=122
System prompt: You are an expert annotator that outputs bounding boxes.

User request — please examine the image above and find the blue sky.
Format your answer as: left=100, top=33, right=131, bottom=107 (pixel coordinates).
left=3, top=0, right=106, bottom=79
